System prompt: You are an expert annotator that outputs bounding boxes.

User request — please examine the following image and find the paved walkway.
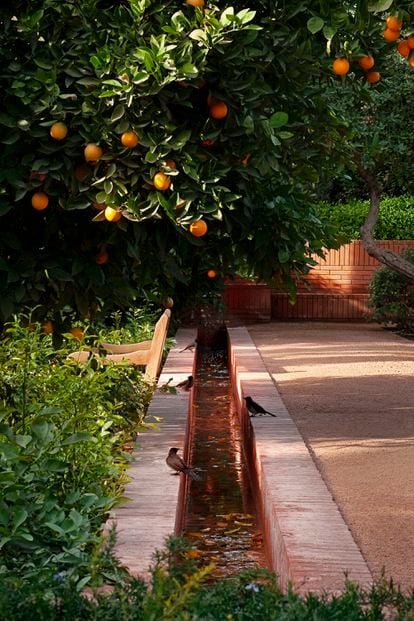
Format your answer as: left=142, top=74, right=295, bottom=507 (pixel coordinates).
left=248, top=322, right=414, bottom=592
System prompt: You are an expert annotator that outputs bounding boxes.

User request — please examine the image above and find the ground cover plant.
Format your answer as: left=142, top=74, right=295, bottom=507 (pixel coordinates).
left=1, top=537, right=414, bottom=620
left=0, top=310, right=155, bottom=586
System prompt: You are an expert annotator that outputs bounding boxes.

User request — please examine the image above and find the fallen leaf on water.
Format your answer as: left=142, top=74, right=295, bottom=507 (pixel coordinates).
left=216, top=522, right=228, bottom=527
left=234, top=521, right=253, bottom=527
left=185, top=549, right=203, bottom=559
left=201, top=527, right=211, bottom=532
left=187, top=532, right=204, bottom=539
left=224, top=526, right=241, bottom=535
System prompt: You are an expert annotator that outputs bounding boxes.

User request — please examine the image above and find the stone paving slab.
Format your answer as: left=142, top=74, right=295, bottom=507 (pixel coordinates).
left=228, top=326, right=372, bottom=593
left=111, top=328, right=196, bottom=578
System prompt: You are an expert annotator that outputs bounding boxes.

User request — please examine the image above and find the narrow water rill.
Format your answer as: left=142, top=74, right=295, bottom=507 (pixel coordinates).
left=182, top=328, right=267, bottom=577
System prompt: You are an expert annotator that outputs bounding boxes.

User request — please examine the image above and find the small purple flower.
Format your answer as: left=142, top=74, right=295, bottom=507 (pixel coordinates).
left=53, top=571, right=65, bottom=582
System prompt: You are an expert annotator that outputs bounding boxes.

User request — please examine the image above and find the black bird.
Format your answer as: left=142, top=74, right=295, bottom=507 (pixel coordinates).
left=166, top=448, right=202, bottom=480
left=244, top=396, right=277, bottom=417
left=175, top=375, right=193, bottom=391
left=179, top=339, right=198, bottom=353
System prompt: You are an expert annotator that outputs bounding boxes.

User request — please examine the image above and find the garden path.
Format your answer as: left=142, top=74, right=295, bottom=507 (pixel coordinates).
left=248, top=322, right=414, bottom=592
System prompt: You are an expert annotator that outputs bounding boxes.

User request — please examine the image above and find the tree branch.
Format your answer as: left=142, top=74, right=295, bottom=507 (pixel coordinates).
left=355, top=152, right=414, bottom=282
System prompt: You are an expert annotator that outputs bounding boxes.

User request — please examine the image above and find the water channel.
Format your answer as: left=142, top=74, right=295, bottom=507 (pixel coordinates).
left=182, top=330, right=267, bottom=577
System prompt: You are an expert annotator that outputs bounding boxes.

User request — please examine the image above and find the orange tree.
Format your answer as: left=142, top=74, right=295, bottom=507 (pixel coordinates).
left=0, top=0, right=410, bottom=322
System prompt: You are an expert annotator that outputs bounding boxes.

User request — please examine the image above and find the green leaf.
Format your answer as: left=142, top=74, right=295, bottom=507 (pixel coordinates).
left=61, top=432, right=95, bottom=446
left=111, top=104, right=125, bottom=122
left=278, top=248, right=290, bottom=263
left=31, top=420, right=51, bottom=442
left=179, top=63, right=198, bottom=77
left=13, top=508, right=28, bottom=530
left=269, top=112, right=289, bottom=128
left=368, top=0, right=393, bottom=12
left=307, top=17, right=324, bottom=34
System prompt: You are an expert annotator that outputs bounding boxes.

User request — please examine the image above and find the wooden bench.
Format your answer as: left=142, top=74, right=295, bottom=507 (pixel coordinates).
left=67, top=309, right=171, bottom=382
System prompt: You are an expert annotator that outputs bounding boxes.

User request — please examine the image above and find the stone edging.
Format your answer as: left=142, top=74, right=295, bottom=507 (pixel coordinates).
left=227, top=326, right=373, bottom=593
left=111, top=328, right=196, bottom=578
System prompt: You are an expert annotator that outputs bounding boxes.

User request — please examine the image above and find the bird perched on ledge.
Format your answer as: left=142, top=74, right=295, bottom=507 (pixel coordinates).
left=180, top=339, right=198, bottom=353
left=175, top=375, right=193, bottom=391
left=166, top=447, right=202, bottom=480
left=244, top=396, right=276, bottom=417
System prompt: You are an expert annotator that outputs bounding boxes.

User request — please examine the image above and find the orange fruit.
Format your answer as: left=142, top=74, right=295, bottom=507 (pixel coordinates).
left=332, top=58, right=350, bottom=75
left=164, top=159, right=177, bottom=169
left=104, top=206, right=122, bottom=222
left=366, top=71, right=381, bottom=84
left=153, top=172, right=171, bottom=191
left=408, top=35, right=414, bottom=49
left=207, top=269, right=217, bottom=279
left=96, top=250, right=109, bottom=265
left=409, top=56, right=414, bottom=68
left=121, top=131, right=139, bottom=148
left=386, top=16, right=402, bottom=31
left=31, top=192, right=49, bottom=211
left=397, top=40, right=410, bottom=57
left=84, top=143, right=103, bottom=162
left=163, top=297, right=174, bottom=308
left=189, top=220, right=208, bottom=237
left=50, top=122, right=68, bottom=140
left=186, top=0, right=204, bottom=6
left=201, top=138, right=215, bottom=147
left=383, top=28, right=400, bottom=42
left=42, top=320, right=54, bottom=335
left=74, top=165, right=89, bottom=181
left=70, top=327, right=84, bottom=340
left=209, top=101, right=228, bottom=119
left=358, top=55, right=375, bottom=70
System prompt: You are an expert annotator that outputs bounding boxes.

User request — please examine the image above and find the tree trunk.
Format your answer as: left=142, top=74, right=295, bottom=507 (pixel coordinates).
left=355, top=153, right=414, bottom=282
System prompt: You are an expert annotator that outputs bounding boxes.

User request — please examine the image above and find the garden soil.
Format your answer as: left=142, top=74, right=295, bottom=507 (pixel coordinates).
left=248, top=322, right=414, bottom=592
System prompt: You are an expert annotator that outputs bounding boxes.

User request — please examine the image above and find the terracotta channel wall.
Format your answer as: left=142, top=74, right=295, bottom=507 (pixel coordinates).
left=223, top=241, right=414, bottom=322
left=227, top=326, right=372, bottom=593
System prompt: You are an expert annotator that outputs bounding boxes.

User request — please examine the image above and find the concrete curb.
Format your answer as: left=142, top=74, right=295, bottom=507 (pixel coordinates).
left=228, top=326, right=373, bottom=593
left=112, top=328, right=196, bottom=578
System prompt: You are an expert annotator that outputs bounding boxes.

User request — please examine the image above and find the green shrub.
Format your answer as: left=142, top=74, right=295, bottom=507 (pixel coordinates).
left=0, top=314, right=154, bottom=582
left=1, top=537, right=414, bottom=620
left=369, top=249, right=414, bottom=333
left=315, top=195, right=414, bottom=241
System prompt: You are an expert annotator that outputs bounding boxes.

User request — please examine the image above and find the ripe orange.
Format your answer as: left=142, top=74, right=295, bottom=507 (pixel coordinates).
left=332, top=58, right=350, bottom=75
left=207, top=269, right=217, bottom=279
left=104, top=206, right=122, bottom=222
left=84, top=143, right=103, bottom=162
left=31, top=192, right=49, bottom=211
left=164, top=159, right=177, bottom=169
left=121, top=131, right=139, bottom=148
left=189, top=219, right=208, bottom=237
left=383, top=28, right=400, bottom=42
left=409, top=56, right=414, bottom=69
left=397, top=39, right=410, bottom=57
left=358, top=55, right=375, bottom=70
left=50, top=122, right=68, bottom=140
left=366, top=71, right=381, bottom=84
left=209, top=101, right=228, bottom=119
left=153, top=172, right=171, bottom=191
left=163, top=297, right=174, bottom=308
left=96, top=250, right=109, bottom=265
left=386, top=16, right=402, bottom=31
left=186, top=0, right=204, bottom=6
left=408, top=35, right=414, bottom=49
left=42, top=320, right=54, bottom=335
left=70, top=327, right=84, bottom=340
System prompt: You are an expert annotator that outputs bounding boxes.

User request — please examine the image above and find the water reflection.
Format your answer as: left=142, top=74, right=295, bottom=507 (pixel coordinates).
left=183, top=347, right=267, bottom=577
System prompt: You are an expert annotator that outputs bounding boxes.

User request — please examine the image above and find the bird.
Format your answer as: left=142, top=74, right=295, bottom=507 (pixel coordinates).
left=244, top=396, right=277, bottom=417
left=166, top=448, right=202, bottom=480
left=175, top=375, right=193, bottom=391
left=179, top=339, right=198, bottom=353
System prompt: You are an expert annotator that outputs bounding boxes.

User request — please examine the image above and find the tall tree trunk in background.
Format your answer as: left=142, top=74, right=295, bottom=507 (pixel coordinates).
left=355, top=152, right=414, bottom=281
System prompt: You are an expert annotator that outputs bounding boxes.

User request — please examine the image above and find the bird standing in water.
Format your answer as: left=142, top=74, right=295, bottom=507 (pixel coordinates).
left=175, top=375, right=193, bottom=391
left=244, top=396, right=277, bottom=417
left=166, top=448, right=202, bottom=480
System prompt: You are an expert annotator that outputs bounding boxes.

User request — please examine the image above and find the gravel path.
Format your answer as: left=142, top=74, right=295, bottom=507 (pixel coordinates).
left=248, top=322, right=414, bottom=591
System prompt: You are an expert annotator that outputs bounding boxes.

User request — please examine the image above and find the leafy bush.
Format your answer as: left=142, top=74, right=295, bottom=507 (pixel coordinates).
left=315, top=195, right=414, bottom=241
left=0, top=314, right=154, bottom=582
left=369, top=249, right=414, bottom=333
left=0, top=537, right=414, bottom=620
